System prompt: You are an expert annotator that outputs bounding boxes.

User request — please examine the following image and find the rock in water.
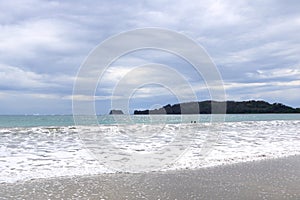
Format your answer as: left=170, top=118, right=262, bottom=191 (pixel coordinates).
left=109, top=110, right=124, bottom=115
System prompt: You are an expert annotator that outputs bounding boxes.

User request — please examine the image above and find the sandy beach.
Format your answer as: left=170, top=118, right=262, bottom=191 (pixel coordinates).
left=0, top=155, right=299, bottom=200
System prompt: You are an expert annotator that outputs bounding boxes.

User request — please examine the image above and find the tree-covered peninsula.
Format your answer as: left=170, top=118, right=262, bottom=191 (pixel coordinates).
left=134, top=100, right=300, bottom=115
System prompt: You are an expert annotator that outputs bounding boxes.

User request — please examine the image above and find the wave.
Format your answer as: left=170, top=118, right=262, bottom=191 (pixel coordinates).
left=1, top=120, right=300, bottom=183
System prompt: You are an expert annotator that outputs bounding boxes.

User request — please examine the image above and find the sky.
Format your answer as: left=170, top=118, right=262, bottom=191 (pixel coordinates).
left=0, top=0, right=299, bottom=114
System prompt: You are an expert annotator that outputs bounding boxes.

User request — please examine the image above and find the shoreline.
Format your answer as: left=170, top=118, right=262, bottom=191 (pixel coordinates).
left=1, top=155, right=299, bottom=199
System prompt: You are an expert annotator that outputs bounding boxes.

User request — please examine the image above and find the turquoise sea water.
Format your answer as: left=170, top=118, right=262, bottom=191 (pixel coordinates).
left=0, top=114, right=300, bottom=127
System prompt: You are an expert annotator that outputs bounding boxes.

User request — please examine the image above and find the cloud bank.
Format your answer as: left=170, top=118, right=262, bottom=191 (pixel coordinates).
left=0, top=0, right=299, bottom=114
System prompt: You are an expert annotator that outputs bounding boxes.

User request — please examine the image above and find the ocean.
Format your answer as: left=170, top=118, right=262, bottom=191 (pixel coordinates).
left=1, top=114, right=300, bottom=183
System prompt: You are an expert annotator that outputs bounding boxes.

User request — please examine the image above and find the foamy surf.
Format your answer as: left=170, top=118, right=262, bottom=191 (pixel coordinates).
left=0, top=120, right=300, bottom=183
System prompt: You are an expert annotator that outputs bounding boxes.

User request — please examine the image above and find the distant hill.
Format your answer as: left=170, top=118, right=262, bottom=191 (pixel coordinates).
left=134, top=100, right=300, bottom=115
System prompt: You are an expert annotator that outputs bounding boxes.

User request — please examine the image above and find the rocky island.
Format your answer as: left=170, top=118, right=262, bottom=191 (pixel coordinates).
left=109, top=109, right=124, bottom=115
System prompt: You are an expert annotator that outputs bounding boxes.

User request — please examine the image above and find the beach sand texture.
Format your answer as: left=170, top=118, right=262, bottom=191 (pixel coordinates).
left=0, top=155, right=299, bottom=200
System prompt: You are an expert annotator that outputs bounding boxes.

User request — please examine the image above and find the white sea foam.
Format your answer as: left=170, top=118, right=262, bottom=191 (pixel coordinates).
left=0, top=120, right=299, bottom=183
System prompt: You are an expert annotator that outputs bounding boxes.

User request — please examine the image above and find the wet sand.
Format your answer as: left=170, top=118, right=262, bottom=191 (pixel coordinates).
left=0, top=155, right=299, bottom=200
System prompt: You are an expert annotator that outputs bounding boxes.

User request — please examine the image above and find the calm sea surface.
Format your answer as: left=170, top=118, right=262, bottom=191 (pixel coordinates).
left=1, top=114, right=300, bottom=127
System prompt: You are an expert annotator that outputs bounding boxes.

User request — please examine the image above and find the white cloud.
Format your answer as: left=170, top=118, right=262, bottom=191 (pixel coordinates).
left=70, top=94, right=123, bottom=101
left=0, top=64, right=50, bottom=89
left=0, top=64, right=74, bottom=92
left=0, top=18, right=86, bottom=60
left=247, top=65, right=300, bottom=80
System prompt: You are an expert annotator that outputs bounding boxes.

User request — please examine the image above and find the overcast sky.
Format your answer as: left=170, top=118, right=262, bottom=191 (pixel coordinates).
left=0, top=0, right=299, bottom=114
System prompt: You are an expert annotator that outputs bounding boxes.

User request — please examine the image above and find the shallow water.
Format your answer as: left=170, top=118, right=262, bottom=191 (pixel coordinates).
left=0, top=115, right=300, bottom=183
